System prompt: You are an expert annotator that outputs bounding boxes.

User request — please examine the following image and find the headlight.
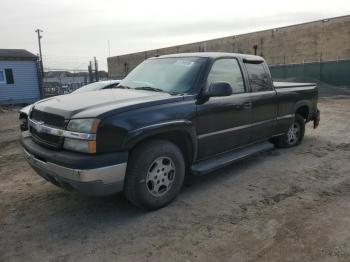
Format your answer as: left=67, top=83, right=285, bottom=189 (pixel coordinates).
left=63, top=138, right=96, bottom=154
left=64, top=118, right=99, bottom=153
left=66, top=118, right=100, bottom=133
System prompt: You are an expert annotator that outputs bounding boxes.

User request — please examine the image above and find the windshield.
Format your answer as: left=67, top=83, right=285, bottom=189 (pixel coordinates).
left=119, top=57, right=206, bottom=94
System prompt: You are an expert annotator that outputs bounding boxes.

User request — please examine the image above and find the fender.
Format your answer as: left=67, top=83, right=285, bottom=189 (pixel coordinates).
left=294, top=100, right=311, bottom=119
left=123, top=120, right=198, bottom=162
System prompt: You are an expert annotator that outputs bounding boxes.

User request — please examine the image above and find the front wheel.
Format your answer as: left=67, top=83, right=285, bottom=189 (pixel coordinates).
left=124, top=139, right=185, bottom=210
left=273, top=114, right=305, bottom=148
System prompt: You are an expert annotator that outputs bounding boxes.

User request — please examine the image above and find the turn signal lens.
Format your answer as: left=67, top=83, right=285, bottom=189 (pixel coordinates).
left=64, top=138, right=96, bottom=154
left=91, top=119, right=100, bottom=133
left=88, top=141, right=96, bottom=154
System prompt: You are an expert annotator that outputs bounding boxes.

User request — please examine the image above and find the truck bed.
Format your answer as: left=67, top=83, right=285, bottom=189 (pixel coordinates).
left=273, top=81, right=318, bottom=124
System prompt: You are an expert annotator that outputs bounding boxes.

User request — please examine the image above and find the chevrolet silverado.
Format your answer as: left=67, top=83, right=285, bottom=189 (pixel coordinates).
left=20, top=53, right=320, bottom=210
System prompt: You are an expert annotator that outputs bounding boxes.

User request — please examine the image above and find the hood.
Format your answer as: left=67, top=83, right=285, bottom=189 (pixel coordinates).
left=33, top=89, right=183, bottom=119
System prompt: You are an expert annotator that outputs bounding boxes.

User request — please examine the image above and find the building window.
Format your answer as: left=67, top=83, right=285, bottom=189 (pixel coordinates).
left=0, top=69, right=14, bottom=84
left=5, top=69, right=14, bottom=84
left=0, top=70, right=5, bottom=83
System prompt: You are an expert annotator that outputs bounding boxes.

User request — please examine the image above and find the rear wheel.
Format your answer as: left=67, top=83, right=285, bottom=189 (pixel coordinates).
left=273, top=114, right=305, bottom=148
left=124, top=139, right=185, bottom=210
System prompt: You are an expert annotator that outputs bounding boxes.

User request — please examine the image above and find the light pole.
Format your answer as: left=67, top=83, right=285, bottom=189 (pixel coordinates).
left=35, top=29, right=44, bottom=77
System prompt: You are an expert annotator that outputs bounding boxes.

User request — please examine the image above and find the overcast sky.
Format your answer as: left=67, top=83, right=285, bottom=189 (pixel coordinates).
left=1, top=0, right=349, bottom=71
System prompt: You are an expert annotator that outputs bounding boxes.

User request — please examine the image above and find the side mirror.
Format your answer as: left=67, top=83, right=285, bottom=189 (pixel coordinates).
left=206, top=82, right=232, bottom=97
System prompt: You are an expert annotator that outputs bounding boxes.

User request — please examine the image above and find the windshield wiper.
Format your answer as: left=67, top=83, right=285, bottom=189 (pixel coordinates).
left=134, top=86, right=164, bottom=92
left=117, top=85, right=131, bottom=89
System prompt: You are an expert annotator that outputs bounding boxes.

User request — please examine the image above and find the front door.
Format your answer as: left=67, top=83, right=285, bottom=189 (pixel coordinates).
left=196, top=58, right=253, bottom=160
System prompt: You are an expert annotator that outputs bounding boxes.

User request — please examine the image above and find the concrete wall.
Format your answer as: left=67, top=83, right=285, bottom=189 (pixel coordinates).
left=0, top=60, right=40, bottom=105
left=108, top=15, right=350, bottom=78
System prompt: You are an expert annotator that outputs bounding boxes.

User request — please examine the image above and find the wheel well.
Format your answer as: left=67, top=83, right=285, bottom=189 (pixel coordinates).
left=296, top=106, right=309, bottom=120
left=129, top=131, right=194, bottom=167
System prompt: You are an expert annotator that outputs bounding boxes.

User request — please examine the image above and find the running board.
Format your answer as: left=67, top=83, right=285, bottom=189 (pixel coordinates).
left=191, top=142, right=274, bottom=175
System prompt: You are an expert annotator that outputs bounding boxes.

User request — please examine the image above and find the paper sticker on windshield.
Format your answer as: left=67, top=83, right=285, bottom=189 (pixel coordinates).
left=174, top=60, right=194, bottom=67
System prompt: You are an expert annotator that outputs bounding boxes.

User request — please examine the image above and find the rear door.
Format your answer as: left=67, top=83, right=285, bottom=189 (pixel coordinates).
left=244, top=61, right=278, bottom=141
left=196, top=58, right=253, bottom=160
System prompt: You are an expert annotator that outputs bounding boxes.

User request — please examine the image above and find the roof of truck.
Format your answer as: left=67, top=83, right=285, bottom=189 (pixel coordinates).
left=158, top=52, right=264, bottom=61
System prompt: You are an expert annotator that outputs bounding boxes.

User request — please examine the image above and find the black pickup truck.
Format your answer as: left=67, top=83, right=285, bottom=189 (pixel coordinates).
left=20, top=52, right=320, bottom=209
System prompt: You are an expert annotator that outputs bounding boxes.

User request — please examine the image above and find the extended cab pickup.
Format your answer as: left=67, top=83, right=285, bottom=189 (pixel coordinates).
left=20, top=53, right=320, bottom=209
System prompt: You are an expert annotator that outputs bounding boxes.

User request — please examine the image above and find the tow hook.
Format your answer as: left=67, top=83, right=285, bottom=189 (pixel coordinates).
left=313, top=109, right=320, bottom=129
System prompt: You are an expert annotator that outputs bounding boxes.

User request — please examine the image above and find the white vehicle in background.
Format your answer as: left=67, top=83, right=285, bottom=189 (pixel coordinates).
left=19, top=80, right=122, bottom=130
left=72, top=80, right=122, bottom=93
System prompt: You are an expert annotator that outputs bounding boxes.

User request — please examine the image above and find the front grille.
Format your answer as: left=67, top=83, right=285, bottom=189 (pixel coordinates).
left=29, top=109, right=65, bottom=149
left=31, top=109, right=65, bottom=128
left=30, top=126, right=62, bottom=149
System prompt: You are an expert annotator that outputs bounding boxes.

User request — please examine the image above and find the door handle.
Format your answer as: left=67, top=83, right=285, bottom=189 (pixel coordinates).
left=233, top=104, right=243, bottom=109
left=233, top=102, right=252, bottom=110
left=243, top=101, right=252, bottom=109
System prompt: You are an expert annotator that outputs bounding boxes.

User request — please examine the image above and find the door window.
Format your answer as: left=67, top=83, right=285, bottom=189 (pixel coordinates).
left=207, top=59, right=245, bottom=94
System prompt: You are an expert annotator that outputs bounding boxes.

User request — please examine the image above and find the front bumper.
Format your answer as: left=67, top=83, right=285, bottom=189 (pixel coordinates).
left=21, top=135, right=128, bottom=196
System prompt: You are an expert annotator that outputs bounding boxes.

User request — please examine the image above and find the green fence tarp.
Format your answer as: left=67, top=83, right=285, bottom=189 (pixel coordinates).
left=269, top=60, right=350, bottom=86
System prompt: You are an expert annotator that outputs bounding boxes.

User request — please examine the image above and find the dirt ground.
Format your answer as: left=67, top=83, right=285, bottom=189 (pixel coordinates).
left=1, top=96, right=350, bottom=262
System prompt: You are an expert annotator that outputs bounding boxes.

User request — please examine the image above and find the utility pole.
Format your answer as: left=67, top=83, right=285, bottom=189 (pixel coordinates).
left=88, top=61, right=93, bottom=83
left=94, top=56, right=99, bottom=81
left=35, top=29, right=44, bottom=77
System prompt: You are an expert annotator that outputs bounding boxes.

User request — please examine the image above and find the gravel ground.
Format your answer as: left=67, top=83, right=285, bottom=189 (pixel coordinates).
left=1, top=96, right=350, bottom=262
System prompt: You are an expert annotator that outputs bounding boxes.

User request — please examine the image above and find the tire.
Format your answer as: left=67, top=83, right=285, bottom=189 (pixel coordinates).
left=273, top=114, right=305, bottom=148
left=124, top=139, right=185, bottom=210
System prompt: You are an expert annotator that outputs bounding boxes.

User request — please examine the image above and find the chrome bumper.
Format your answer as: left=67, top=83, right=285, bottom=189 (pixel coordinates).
left=23, top=148, right=127, bottom=195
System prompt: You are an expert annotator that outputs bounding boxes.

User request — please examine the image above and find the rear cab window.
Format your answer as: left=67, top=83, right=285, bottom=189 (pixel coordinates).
left=244, top=62, right=272, bottom=92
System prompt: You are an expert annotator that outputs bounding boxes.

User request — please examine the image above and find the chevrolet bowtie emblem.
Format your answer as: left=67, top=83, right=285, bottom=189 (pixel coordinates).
left=35, top=121, right=45, bottom=132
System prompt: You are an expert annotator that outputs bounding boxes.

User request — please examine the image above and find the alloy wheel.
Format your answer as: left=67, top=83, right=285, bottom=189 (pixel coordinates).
left=146, top=157, right=176, bottom=197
